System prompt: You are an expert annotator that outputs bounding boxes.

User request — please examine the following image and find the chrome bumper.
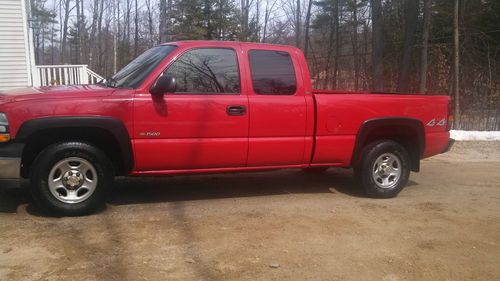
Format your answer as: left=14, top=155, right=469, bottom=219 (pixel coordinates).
left=0, top=157, right=21, bottom=179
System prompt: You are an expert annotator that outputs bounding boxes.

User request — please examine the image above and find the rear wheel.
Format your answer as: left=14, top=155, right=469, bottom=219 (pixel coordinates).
left=354, top=140, right=410, bottom=198
left=30, top=142, right=113, bottom=216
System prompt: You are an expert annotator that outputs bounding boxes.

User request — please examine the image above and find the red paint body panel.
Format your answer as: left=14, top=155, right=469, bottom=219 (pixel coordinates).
left=240, top=44, right=313, bottom=167
left=312, top=93, right=451, bottom=164
left=0, top=85, right=135, bottom=142
left=0, top=40, right=452, bottom=177
left=133, top=94, right=249, bottom=170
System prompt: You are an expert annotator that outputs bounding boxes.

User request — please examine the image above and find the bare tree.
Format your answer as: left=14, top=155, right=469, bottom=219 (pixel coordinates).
left=159, top=0, right=173, bottom=42
left=240, top=0, right=252, bottom=41
left=89, top=0, right=99, bottom=67
left=303, top=0, right=313, bottom=57
left=332, top=0, right=340, bottom=89
left=60, top=0, right=73, bottom=63
left=371, top=0, right=383, bottom=91
left=295, top=0, right=301, bottom=47
left=419, top=0, right=431, bottom=93
left=350, top=0, right=359, bottom=90
left=397, top=0, right=418, bottom=92
left=146, top=0, right=154, bottom=46
left=159, top=0, right=168, bottom=43
left=453, top=0, right=460, bottom=125
left=75, top=0, right=81, bottom=63
left=262, top=0, right=277, bottom=43
left=134, top=0, right=139, bottom=56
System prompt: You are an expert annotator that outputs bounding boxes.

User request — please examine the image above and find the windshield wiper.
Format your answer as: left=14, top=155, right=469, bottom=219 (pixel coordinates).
left=98, top=77, right=119, bottom=88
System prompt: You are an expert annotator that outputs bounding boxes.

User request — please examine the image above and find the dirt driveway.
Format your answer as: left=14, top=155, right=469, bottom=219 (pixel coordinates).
left=1, top=142, right=499, bottom=281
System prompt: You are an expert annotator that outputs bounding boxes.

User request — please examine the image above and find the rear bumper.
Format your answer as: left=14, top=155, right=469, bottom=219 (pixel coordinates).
left=0, top=143, right=23, bottom=179
left=442, top=138, right=455, bottom=154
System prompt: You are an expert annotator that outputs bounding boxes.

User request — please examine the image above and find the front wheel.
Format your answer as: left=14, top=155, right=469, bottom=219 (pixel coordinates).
left=30, top=142, right=114, bottom=216
left=354, top=140, right=410, bottom=198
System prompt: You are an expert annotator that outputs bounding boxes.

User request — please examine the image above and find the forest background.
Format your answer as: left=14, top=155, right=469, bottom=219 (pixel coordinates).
left=30, top=0, right=500, bottom=129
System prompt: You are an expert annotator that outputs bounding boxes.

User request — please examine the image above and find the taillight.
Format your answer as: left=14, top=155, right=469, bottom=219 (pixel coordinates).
left=447, top=100, right=454, bottom=131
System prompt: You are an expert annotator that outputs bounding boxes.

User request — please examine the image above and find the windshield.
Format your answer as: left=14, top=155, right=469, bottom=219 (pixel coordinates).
left=111, top=45, right=177, bottom=88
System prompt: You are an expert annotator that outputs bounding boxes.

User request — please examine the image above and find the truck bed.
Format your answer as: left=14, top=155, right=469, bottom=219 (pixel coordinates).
left=310, top=91, right=451, bottom=166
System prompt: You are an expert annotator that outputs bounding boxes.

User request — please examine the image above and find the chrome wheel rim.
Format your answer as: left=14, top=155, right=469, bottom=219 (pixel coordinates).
left=48, top=157, right=98, bottom=204
left=372, top=153, right=402, bottom=189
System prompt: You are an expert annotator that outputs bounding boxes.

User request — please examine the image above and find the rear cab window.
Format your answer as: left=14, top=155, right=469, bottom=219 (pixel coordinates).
left=248, top=50, right=297, bottom=95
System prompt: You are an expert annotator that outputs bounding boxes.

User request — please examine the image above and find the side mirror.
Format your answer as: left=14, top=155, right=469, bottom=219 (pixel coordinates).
left=150, top=75, right=176, bottom=95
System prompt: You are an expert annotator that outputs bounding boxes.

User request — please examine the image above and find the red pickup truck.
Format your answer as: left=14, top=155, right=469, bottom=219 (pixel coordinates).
left=0, top=41, right=453, bottom=215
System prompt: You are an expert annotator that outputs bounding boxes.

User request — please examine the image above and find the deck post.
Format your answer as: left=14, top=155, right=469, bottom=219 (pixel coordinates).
left=81, top=65, right=89, bottom=84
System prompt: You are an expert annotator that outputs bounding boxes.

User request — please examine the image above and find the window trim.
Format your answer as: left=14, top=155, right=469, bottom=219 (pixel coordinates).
left=247, top=49, right=298, bottom=96
left=161, top=47, right=242, bottom=95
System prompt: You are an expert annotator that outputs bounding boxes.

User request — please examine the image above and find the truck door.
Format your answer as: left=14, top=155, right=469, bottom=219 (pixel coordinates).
left=133, top=47, right=249, bottom=171
left=243, top=47, right=310, bottom=166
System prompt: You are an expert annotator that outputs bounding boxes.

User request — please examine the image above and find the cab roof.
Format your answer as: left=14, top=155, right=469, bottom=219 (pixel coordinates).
left=159, top=40, right=300, bottom=52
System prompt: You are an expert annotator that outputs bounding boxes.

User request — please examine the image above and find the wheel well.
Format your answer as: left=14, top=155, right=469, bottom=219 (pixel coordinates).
left=352, top=121, right=425, bottom=172
left=21, top=127, right=127, bottom=178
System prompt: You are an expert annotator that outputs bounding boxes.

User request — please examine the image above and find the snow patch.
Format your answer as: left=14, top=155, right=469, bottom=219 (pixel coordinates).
left=450, top=130, right=500, bottom=141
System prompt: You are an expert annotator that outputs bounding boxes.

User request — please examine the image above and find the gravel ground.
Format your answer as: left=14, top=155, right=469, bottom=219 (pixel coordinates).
left=0, top=141, right=499, bottom=281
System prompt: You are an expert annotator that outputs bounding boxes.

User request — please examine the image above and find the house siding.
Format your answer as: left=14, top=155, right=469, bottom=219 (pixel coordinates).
left=0, top=0, right=32, bottom=90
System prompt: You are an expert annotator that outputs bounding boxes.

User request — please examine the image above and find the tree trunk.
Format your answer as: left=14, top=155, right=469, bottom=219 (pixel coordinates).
left=303, top=0, right=313, bottom=58
left=89, top=0, right=99, bottom=68
left=371, top=0, right=383, bottom=91
left=134, top=0, right=139, bottom=56
left=323, top=2, right=335, bottom=89
left=240, top=0, right=249, bottom=41
left=262, top=0, right=276, bottom=43
left=76, top=0, right=81, bottom=64
left=60, top=0, right=71, bottom=64
left=146, top=0, right=154, bottom=46
left=453, top=0, right=460, bottom=127
left=351, top=0, right=359, bottom=91
left=295, top=0, right=301, bottom=48
left=159, top=0, right=168, bottom=42
left=114, top=0, right=118, bottom=73
left=204, top=0, right=213, bottom=39
left=419, top=0, right=431, bottom=93
left=332, top=0, right=340, bottom=89
left=396, top=0, right=418, bottom=93
left=97, top=0, right=105, bottom=71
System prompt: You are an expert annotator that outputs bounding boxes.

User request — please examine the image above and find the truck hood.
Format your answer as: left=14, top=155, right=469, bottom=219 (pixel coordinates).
left=0, top=85, right=115, bottom=104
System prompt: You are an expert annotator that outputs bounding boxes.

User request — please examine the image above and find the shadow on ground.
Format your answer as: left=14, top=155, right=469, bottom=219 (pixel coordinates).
left=108, top=168, right=365, bottom=206
left=0, top=168, right=418, bottom=215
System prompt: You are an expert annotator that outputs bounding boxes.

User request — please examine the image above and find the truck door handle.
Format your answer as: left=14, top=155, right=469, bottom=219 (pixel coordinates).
left=226, top=105, right=246, bottom=116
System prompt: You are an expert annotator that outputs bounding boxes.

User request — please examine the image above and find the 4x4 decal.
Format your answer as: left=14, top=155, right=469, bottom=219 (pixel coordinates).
left=427, top=118, right=446, bottom=127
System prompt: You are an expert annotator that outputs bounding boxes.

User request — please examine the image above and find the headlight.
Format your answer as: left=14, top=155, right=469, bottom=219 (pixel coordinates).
left=0, top=113, right=10, bottom=142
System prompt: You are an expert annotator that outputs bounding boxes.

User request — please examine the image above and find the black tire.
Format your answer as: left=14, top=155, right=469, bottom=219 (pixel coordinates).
left=29, top=142, right=114, bottom=216
left=302, top=167, right=329, bottom=173
left=354, top=140, right=410, bottom=198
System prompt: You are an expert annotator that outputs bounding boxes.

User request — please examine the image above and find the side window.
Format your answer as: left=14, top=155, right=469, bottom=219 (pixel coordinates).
left=164, top=48, right=240, bottom=94
left=248, top=50, right=297, bottom=95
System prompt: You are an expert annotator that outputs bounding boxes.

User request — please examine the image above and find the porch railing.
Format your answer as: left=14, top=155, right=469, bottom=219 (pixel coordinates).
left=32, top=65, right=104, bottom=87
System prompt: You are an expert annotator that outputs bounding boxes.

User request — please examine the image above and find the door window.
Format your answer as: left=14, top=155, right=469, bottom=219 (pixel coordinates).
left=248, top=50, right=297, bottom=95
left=164, top=48, right=240, bottom=94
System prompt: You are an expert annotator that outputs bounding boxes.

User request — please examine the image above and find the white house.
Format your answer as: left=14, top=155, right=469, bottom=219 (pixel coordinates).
left=0, top=0, right=102, bottom=91
left=0, top=0, right=35, bottom=90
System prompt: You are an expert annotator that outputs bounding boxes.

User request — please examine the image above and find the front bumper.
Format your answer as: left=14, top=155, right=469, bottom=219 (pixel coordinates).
left=0, top=158, right=21, bottom=179
left=0, top=143, right=23, bottom=179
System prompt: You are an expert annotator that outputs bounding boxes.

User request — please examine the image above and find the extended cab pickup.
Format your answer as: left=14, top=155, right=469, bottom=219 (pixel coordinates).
left=0, top=41, right=454, bottom=215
